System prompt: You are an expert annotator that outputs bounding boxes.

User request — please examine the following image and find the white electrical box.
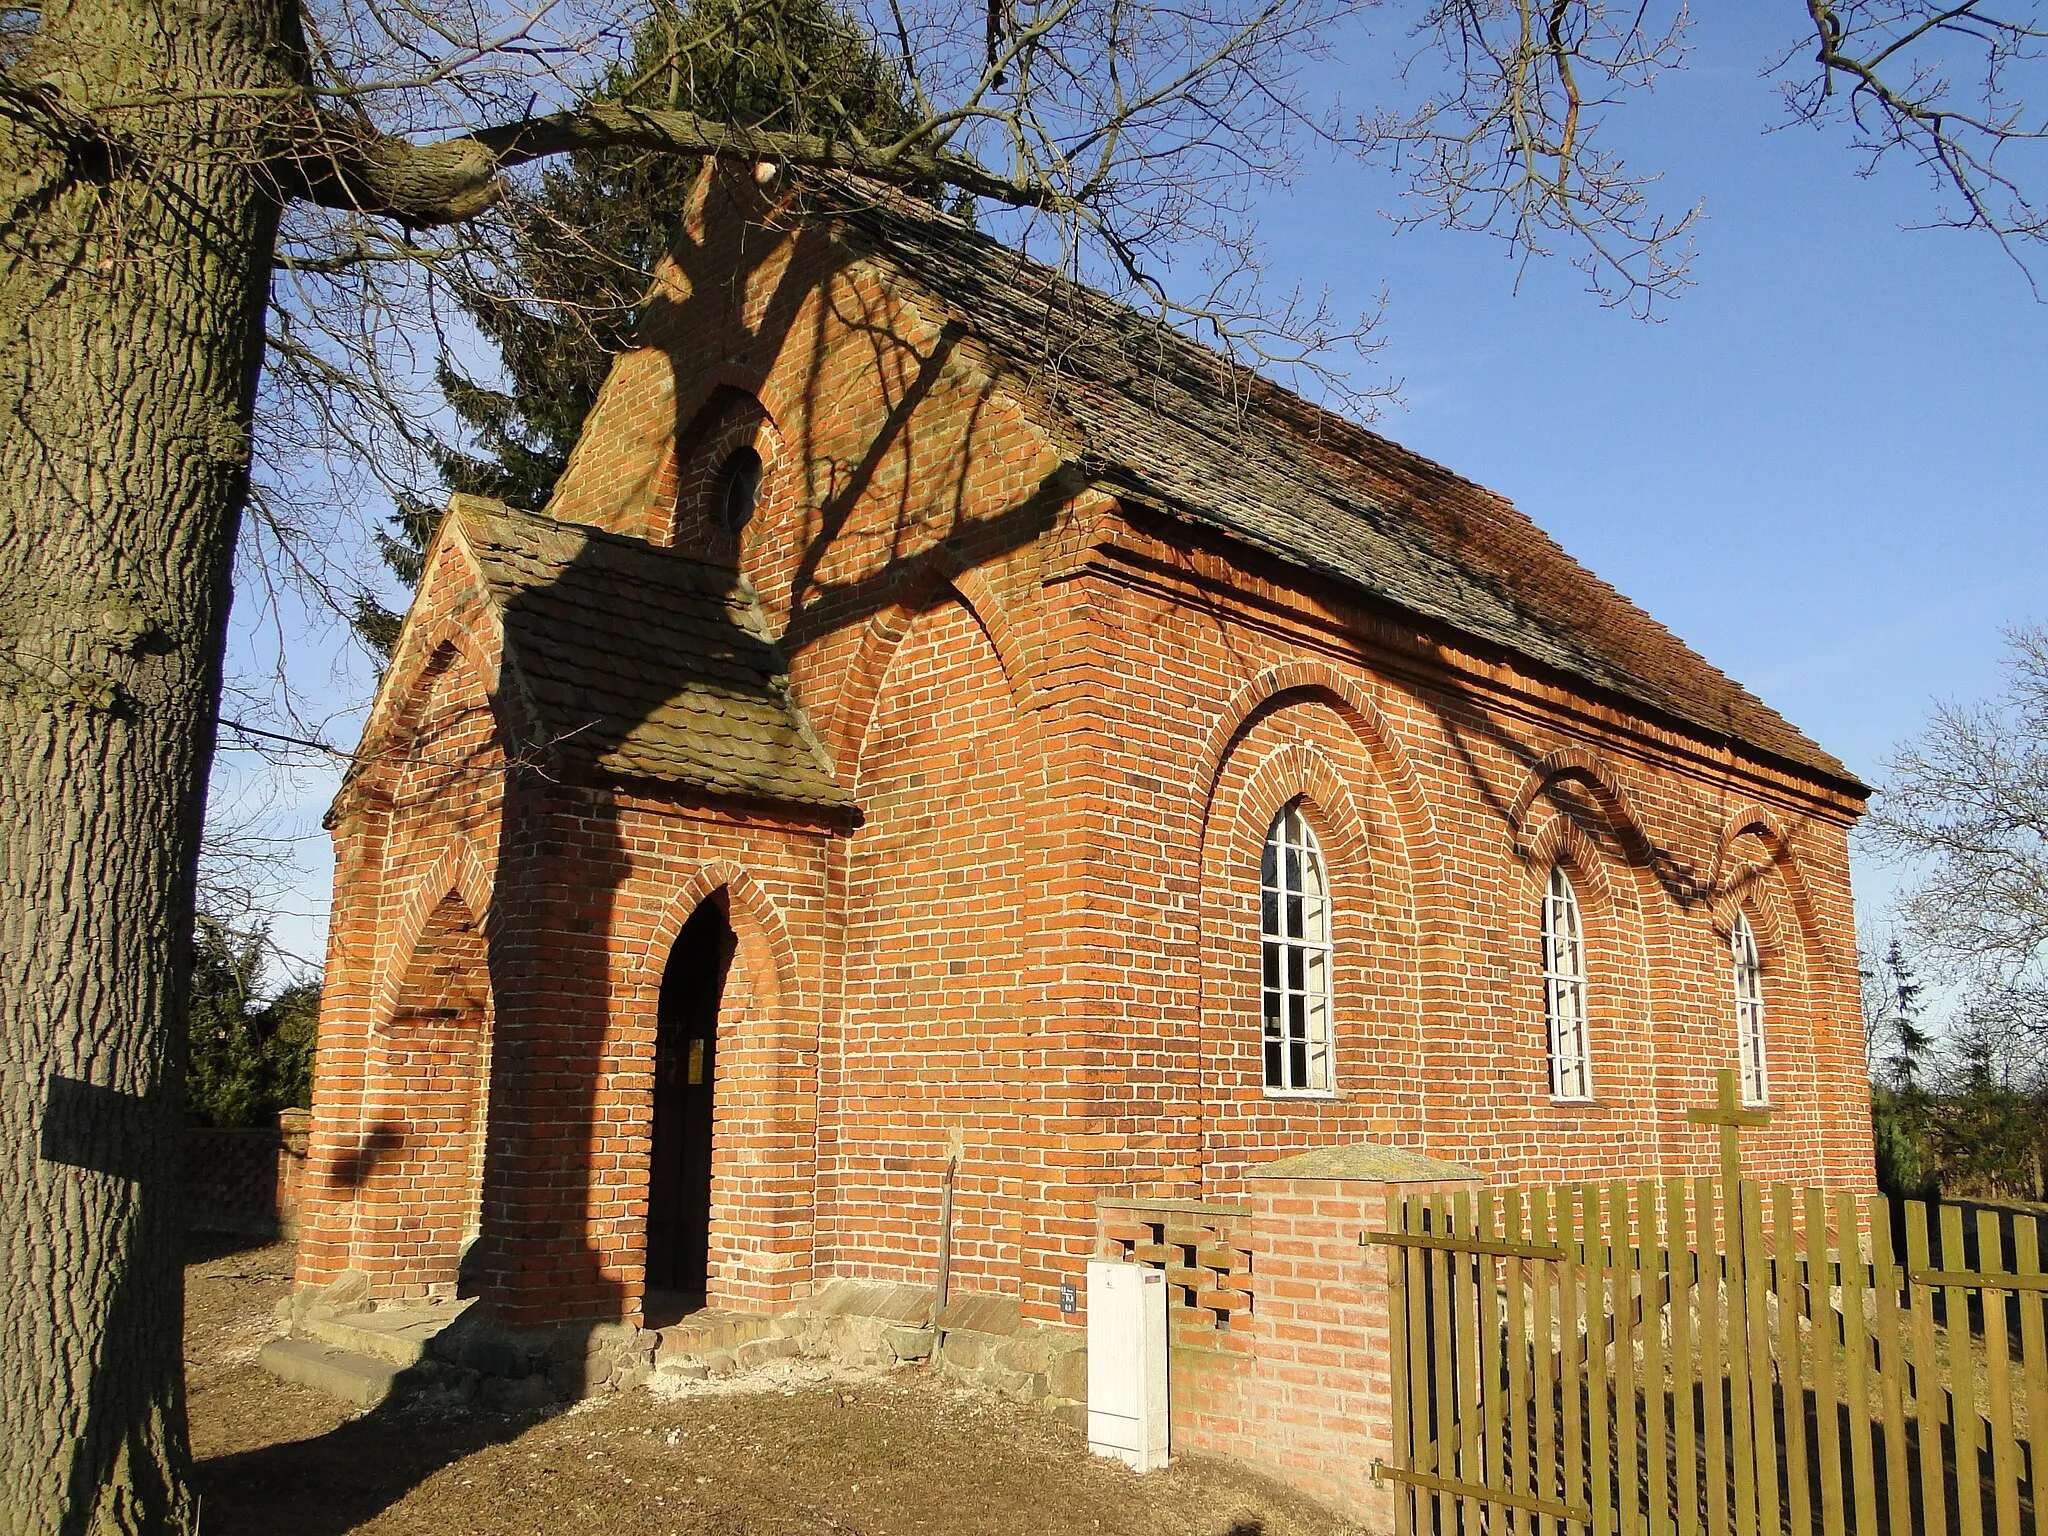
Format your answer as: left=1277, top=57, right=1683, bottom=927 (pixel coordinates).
left=1087, top=1260, right=1169, bottom=1471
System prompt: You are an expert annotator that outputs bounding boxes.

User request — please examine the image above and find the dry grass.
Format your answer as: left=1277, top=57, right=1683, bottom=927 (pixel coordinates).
left=184, top=1234, right=1362, bottom=1536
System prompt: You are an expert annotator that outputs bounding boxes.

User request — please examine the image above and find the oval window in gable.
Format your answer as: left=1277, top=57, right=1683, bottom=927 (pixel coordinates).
left=717, top=447, right=763, bottom=538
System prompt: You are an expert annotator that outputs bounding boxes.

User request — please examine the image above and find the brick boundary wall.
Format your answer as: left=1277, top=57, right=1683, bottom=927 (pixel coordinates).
left=1094, top=1153, right=1481, bottom=1528
left=185, top=1109, right=311, bottom=1239
left=1231, top=1169, right=1479, bottom=1526
left=1097, top=1197, right=1258, bottom=1452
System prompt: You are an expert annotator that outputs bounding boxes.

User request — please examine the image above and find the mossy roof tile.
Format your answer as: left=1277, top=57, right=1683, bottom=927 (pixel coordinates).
left=451, top=497, right=853, bottom=811
left=816, top=179, right=1857, bottom=792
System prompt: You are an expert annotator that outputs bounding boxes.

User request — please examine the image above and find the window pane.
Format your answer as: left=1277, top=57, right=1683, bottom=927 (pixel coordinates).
left=1542, top=869, right=1590, bottom=1098
left=1301, top=896, right=1326, bottom=940
left=1306, top=987, right=1331, bottom=1091
left=1733, top=915, right=1767, bottom=1104
left=1259, top=803, right=1335, bottom=1093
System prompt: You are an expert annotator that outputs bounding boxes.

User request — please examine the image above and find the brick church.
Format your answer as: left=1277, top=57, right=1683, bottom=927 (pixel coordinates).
left=293, top=168, right=1873, bottom=1342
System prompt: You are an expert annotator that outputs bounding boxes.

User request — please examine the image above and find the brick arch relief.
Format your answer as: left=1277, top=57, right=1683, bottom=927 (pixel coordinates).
left=1507, top=747, right=1655, bottom=866
left=1704, top=818, right=1829, bottom=1164
left=652, top=385, right=794, bottom=567
left=1197, top=696, right=1426, bottom=1180
left=371, top=840, right=496, bottom=1028
left=626, top=862, right=801, bottom=1029
left=1195, top=666, right=1440, bottom=924
left=1708, top=809, right=1830, bottom=975
left=1715, top=861, right=1805, bottom=983
left=363, top=634, right=505, bottom=1013
left=1508, top=749, right=1725, bottom=997
left=1710, top=815, right=1822, bottom=1032
left=825, top=558, right=1039, bottom=775
left=1510, top=747, right=1669, bottom=1043
left=617, top=863, right=812, bottom=1312
left=356, top=630, right=507, bottom=798
left=837, top=588, right=1046, bottom=1293
left=1515, top=809, right=1655, bottom=1103
left=349, top=887, right=496, bottom=1300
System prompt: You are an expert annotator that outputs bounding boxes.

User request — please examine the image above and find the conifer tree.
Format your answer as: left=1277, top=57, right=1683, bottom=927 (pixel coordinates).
left=185, top=918, right=318, bottom=1130
left=353, top=0, right=920, bottom=651
left=1865, top=938, right=1936, bottom=1198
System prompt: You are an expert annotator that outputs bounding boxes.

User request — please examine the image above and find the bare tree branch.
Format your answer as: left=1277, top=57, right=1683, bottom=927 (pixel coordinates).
left=285, top=99, right=1072, bottom=224
left=1866, top=621, right=2048, bottom=983
left=1775, top=1, right=2048, bottom=279
left=1350, top=1, right=1701, bottom=315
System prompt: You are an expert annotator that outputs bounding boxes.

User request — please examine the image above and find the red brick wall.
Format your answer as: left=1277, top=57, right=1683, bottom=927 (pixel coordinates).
left=1094, top=1178, right=1474, bottom=1524
left=295, top=166, right=1872, bottom=1344
left=1097, top=1199, right=1259, bottom=1450
left=1053, top=514, right=1868, bottom=1215
left=825, top=594, right=1044, bottom=1295
left=448, top=783, right=837, bottom=1326
left=297, top=581, right=510, bottom=1300
left=1225, top=1177, right=1447, bottom=1523
left=346, top=891, right=492, bottom=1299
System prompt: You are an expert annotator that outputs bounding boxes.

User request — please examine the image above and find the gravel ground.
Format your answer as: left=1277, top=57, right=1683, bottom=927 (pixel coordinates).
left=184, top=1234, right=1364, bottom=1536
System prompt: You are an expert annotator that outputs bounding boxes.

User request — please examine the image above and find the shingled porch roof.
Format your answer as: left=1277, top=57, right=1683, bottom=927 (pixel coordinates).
left=813, top=180, right=1859, bottom=793
left=453, top=496, right=854, bottom=812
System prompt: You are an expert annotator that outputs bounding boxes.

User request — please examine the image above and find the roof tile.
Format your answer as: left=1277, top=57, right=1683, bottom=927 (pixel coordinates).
left=817, top=179, right=1857, bottom=790
left=452, top=498, right=853, bottom=811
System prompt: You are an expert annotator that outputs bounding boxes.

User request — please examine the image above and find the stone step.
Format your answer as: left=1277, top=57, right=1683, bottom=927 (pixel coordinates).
left=301, top=1299, right=474, bottom=1368
left=654, top=1309, right=775, bottom=1361
left=301, top=1299, right=473, bottom=1367
left=258, top=1337, right=409, bottom=1410
left=795, top=1279, right=934, bottom=1327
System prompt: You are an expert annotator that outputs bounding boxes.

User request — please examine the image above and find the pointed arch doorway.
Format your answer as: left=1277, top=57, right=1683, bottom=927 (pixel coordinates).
left=646, top=896, right=734, bottom=1312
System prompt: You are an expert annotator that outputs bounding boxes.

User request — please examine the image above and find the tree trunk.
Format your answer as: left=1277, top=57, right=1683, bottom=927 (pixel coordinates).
left=0, top=0, right=288, bottom=1527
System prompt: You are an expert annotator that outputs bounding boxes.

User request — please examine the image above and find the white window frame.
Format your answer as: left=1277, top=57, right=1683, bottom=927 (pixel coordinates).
left=1542, top=866, right=1593, bottom=1102
left=1260, top=803, right=1334, bottom=1094
left=1732, top=912, right=1770, bottom=1106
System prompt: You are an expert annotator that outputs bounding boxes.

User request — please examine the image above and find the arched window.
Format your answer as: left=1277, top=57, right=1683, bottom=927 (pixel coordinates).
left=717, top=447, right=763, bottom=537
left=1261, top=803, right=1333, bottom=1093
left=1541, top=866, right=1592, bottom=1101
left=1732, top=913, right=1769, bottom=1105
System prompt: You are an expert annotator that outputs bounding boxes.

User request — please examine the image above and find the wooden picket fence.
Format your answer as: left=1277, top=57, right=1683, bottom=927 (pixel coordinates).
left=1371, top=1079, right=2048, bottom=1535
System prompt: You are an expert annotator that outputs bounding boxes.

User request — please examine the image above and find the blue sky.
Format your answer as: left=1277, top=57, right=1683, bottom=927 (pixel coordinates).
left=1257, top=12, right=2047, bottom=906
left=216, top=8, right=2048, bottom=975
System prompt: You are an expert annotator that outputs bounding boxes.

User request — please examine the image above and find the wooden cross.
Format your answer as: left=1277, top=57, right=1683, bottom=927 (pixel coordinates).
left=1685, top=1067, right=1771, bottom=1197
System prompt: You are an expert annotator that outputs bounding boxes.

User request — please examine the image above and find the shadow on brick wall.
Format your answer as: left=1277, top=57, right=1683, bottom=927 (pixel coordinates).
left=452, top=170, right=1072, bottom=1329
